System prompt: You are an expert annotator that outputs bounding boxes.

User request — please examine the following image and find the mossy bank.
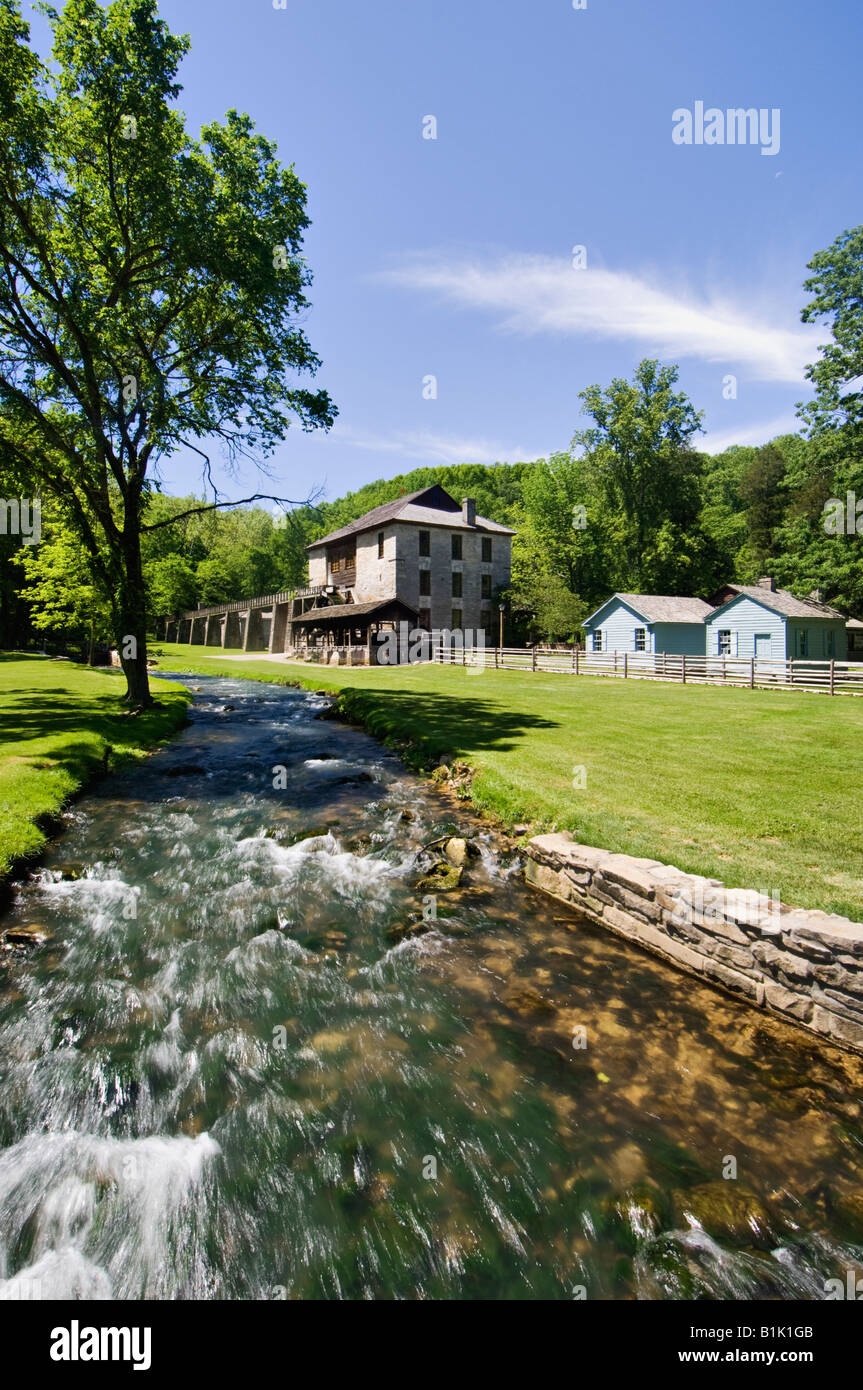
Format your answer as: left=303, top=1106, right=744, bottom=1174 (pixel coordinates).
left=0, top=655, right=190, bottom=886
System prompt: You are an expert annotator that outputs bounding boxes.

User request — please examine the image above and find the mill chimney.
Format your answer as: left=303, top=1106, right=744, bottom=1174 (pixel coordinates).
left=462, top=498, right=476, bottom=527
left=757, top=576, right=776, bottom=592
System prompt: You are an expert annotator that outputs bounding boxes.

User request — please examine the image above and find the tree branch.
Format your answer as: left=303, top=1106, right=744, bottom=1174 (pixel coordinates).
left=142, top=492, right=318, bottom=531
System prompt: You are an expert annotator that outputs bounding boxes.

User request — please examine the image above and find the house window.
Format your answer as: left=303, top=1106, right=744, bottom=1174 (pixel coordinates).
left=826, top=629, right=835, bottom=658
left=481, top=573, right=492, bottom=599
left=418, top=606, right=431, bottom=630
left=718, top=629, right=732, bottom=655
left=329, top=547, right=355, bottom=576
left=377, top=531, right=385, bottom=559
left=634, top=628, right=647, bottom=652
left=451, top=534, right=462, bottom=560
left=419, top=570, right=431, bottom=596
left=796, top=629, right=808, bottom=658
left=452, top=608, right=463, bottom=630
left=452, top=571, right=463, bottom=598
left=481, top=538, right=492, bottom=563
left=419, top=530, right=430, bottom=557
left=592, top=631, right=603, bottom=652
left=481, top=607, right=492, bottom=632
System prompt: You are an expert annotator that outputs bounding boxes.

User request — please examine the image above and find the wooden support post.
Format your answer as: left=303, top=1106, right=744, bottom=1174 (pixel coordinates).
left=575, top=648, right=579, bottom=676
left=624, top=652, right=628, bottom=678
left=495, top=646, right=499, bottom=668
left=532, top=647, right=537, bottom=671
left=830, top=658, right=835, bottom=695
left=682, top=654, right=687, bottom=684
left=750, top=657, right=755, bottom=689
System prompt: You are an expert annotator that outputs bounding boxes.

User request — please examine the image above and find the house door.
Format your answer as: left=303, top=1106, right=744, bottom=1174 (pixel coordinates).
left=754, top=633, right=771, bottom=657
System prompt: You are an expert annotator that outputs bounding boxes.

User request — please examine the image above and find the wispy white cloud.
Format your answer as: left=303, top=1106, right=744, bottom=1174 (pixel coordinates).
left=377, top=253, right=821, bottom=385
left=699, top=413, right=803, bottom=454
left=335, top=424, right=538, bottom=466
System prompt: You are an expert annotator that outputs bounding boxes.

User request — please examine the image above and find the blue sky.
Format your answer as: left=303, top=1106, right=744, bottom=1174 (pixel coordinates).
left=26, top=0, right=863, bottom=508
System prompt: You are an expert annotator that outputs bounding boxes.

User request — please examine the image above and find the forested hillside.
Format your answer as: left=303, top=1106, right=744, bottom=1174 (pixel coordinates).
left=4, top=416, right=859, bottom=651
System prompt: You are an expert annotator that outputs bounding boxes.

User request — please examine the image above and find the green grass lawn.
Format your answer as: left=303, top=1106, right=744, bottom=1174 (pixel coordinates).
left=0, top=655, right=190, bottom=879
left=155, top=642, right=863, bottom=920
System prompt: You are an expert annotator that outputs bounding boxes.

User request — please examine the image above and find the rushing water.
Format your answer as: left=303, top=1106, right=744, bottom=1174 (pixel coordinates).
left=1, top=674, right=862, bottom=1301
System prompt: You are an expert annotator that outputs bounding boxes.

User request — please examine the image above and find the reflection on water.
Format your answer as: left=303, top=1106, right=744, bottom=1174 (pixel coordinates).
left=0, top=675, right=862, bottom=1300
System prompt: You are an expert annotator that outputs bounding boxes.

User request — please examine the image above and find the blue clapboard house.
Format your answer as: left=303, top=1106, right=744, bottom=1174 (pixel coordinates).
left=704, top=581, right=847, bottom=660
left=582, top=593, right=716, bottom=655
left=583, top=579, right=848, bottom=659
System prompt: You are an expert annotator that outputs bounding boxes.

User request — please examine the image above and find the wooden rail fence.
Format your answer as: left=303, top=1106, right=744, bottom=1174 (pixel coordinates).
left=429, top=645, right=863, bottom=695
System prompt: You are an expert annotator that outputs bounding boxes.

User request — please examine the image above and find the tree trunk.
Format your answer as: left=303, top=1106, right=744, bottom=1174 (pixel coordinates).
left=116, top=528, right=152, bottom=708
left=121, top=641, right=151, bottom=707
left=87, top=618, right=96, bottom=667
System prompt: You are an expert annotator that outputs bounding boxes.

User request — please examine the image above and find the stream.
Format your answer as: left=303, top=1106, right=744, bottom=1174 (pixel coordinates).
left=1, top=673, right=862, bottom=1300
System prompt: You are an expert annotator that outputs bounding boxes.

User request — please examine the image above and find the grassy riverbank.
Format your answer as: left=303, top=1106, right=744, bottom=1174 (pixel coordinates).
left=0, top=655, right=190, bottom=879
left=156, top=643, right=863, bottom=920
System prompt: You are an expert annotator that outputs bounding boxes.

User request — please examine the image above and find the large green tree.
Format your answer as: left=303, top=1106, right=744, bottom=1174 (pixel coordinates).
left=762, top=225, right=863, bottom=614
left=573, top=359, right=720, bottom=594
left=0, top=0, right=334, bottom=705
left=800, top=225, right=863, bottom=440
left=16, top=504, right=112, bottom=662
left=738, top=443, right=788, bottom=571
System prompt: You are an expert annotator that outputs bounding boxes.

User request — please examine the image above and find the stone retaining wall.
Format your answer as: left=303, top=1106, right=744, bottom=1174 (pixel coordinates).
left=525, top=833, right=863, bottom=1055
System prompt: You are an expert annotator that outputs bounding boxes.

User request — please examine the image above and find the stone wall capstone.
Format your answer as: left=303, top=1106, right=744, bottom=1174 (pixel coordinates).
left=525, top=832, right=863, bottom=1055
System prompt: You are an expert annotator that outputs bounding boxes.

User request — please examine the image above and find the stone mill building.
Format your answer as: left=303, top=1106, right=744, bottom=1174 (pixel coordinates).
left=162, top=485, right=514, bottom=665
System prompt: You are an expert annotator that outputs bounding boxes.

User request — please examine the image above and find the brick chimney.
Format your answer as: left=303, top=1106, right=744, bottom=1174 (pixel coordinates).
left=757, top=576, right=776, bottom=592
left=462, top=497, right=476, bottom=526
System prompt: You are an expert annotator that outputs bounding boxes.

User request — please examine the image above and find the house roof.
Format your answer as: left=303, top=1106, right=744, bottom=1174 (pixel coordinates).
left=290, top=598, right=418, bottom=626
left=708, top=585, right=846, bottom=621
left=584, top=593, right=715, bottom=627
left=306, top=484, right=515, bottom=550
